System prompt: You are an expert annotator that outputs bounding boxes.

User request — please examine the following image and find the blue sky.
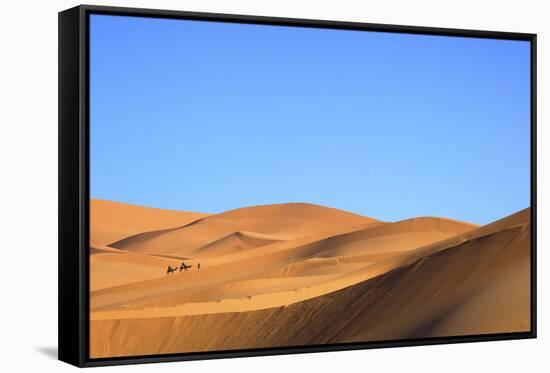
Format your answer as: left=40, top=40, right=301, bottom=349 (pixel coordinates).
left=90, top=14, right=531, bottom=224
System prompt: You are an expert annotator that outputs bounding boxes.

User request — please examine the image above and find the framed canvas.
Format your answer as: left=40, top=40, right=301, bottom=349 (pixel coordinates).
left=58, top=5, right=537, bottom=367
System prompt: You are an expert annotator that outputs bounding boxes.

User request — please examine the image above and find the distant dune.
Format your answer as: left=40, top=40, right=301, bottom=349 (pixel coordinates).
left=109, top=202, right=379, bottom=256
left=89, top=199, right=531, bottom=358
left=90, top=199, right=209, bottom=246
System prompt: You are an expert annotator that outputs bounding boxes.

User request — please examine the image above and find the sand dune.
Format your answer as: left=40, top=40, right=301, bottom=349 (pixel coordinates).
left=90, top=199, right=209, bottom=246
left=89, top=215, right=476, bottom=313
left=109, top=203, right=379, bottom=256
left=192, top=231, right=281, bottom=258
left=89, top=200, right=531, bottom=358
left=90, top=244, right=193, bottom=291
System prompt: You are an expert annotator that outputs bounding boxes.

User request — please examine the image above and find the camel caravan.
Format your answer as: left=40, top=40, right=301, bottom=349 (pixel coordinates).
left=166, top=261, right=200, bottom=275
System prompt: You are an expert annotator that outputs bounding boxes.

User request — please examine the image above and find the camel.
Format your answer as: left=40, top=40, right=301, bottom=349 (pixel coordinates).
left=166, top=265, right=178, bottom=275
left=180, top=262, right=192, bottom=272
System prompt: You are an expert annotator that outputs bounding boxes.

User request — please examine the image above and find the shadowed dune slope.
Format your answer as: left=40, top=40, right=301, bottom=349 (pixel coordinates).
left=90, top=205, right=530, bottom=357
left=90, top=199, right=209, bottom=246
left=109, top=203, right=380, bottom=256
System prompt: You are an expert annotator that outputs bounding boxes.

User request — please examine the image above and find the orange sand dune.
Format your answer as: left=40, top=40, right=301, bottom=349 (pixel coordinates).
left=191, top=230, right=281, bottom=258
left=90, top=199, right=209, bottom=246
left=89, top=215, right=476, bottom=313
left=89, top=200, right=530, bottom=358
left=109, top=203, right=379, bottom=256
left=90, top=244, right=193, bottom=291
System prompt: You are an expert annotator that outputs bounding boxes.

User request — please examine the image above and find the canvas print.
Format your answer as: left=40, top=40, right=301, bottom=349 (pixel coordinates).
left=88, top=14, right=532, bottom=358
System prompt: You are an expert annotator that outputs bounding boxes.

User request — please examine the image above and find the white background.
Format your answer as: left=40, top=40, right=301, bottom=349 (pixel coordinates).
left=0, top=0, right=547, bottom=371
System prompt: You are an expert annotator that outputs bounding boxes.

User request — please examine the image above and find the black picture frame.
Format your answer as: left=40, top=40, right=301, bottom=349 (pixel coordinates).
left=59, top=4, right=537, bottom=368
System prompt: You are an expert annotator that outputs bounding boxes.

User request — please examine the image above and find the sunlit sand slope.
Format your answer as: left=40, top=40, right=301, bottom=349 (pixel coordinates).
left=90, top=199, right=209, bottom=246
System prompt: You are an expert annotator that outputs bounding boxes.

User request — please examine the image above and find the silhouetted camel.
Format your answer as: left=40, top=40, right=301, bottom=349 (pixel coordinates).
left=166, top=265, right=178, bottom=275
left=180, top=262, right=192, bottom=272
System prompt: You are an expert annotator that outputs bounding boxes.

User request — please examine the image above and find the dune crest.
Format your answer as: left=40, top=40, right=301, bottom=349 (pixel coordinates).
left=90, top=199, right=209, bottom=245
left=192, top=231, right=281, bottom=258
left=108, top=202, right=380, bottom=255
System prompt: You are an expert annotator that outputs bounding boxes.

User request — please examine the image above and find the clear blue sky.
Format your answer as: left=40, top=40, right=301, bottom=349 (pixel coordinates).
left=90, top=14, right=531, bottom=224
